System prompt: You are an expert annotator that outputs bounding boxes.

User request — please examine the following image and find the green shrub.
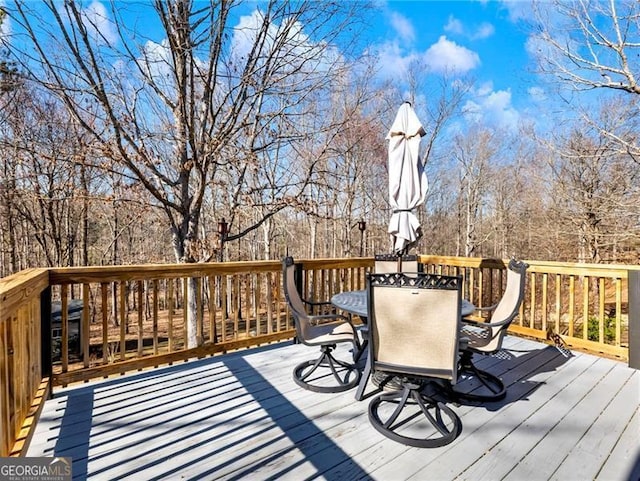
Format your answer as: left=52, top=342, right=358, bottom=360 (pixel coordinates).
left=587, top=316, right=616, bottom=342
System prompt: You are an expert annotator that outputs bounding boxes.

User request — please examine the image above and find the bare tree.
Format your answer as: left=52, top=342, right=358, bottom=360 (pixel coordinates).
left=533, top=0, right=640, bottom=94
left=453, top=126, right=501, bottom=257
left=532, top=0, right=640, bottom=159
left=539, top=100, right=640, bottom=263
left=2, top=0, right=367, bottom=347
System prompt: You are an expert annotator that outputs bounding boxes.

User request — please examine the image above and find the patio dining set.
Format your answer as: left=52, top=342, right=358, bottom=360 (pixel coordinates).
left=282, top=255, right=529, bottom=449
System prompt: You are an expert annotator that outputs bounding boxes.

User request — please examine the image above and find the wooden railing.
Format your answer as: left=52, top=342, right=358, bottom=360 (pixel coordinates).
left=0, top=255, right=637, bottom=457
left=0, top=268, right=50, bottom=457
left=420, top=256, right=635, bottom=360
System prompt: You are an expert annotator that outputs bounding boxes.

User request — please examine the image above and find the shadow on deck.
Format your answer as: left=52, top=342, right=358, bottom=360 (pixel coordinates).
left=29, top=337, right=639, bottom=480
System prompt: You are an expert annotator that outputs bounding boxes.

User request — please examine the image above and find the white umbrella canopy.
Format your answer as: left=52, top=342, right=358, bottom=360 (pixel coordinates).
left=386, top=102, right=428, bottom=255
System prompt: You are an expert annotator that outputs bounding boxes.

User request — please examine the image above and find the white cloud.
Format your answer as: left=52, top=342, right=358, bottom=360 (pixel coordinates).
left=424, top=36, right=480, bottom=74
left=471, top=22, right=495, bottom=40
left=444, top=16, right=464, bottom=36
left=81, top=1, right=118, bottom=46
left=375, top=40, right=419, bottom=79
left=499, top=0, right=534, bottom=22
left=231, top=9, right=343, bottom=79
left=390, top=12, right=415, bottom=44
left=463, top=86, right=520, bottom=130
left=443, top=16, right=494, bottom=40
left=477, top=81, right=494, bottom=96
left=0, top=0, right=11, bottom=38
left=138, top=39, right=173, bottom=90
left=233, top=10, right=267, bottom=61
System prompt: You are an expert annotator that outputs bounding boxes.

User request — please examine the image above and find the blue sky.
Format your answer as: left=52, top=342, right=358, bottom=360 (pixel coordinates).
left=1, top=0, right=545, bottom=131
left=365, top=1, right=542, bottom=130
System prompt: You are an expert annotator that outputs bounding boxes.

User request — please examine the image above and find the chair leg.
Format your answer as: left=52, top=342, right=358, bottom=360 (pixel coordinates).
left=450, top=351, right=506, bottom=402
left=293, top=344, right=360, bottom=393
left=355, top=353, right=372, bottom=401
left=368, top=382, right=462, bottom=448
left=353, top=339, right=368, bottom=363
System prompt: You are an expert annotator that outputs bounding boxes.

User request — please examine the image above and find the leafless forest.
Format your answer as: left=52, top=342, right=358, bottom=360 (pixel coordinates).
left=1, top=1, right=640, bottom=278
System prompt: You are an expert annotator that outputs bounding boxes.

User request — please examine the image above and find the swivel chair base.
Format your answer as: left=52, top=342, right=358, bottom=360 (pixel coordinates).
left=293, top=344, right=360, bottom=393
left=450, top=351, right=506, bottom=402
left=368, top=379, right=461, bottom=448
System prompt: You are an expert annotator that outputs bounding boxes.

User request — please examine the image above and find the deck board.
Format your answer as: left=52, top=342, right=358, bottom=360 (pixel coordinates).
left=501, top=359, right=635, bottom=481
left=27, top=336, right=640, bottom=481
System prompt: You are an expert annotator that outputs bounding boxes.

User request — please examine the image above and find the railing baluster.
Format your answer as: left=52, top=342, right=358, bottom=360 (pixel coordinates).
left=599, top=277, right=606, bottom=344
left=615, top=278, right=622, bottom=346
left=208, top=277, right=215, bottom=344
left=529, top=272, right=536, bottom=330
left=182, top=278, right=188, bottom=347
left=196, top=278, right=203, bottom=347
left=153, top=280, right=159, bottom=355
left=82, top=284, right=90, bottom=368
left=168, top=279, right=175, bottom=351
left=137, top=280, right=143, bottom=357
left=221, top=275, right=228, bottom=342
left=266, top=272, right=273, bottom=335
left=119, top=281, right=126, bottom=362
left=100, top=283, right=108, bottom=364
left=253, top=274, right=259, bottom=336
left=555, top=274, right=561, bottom=335
left=583, top=276, right=590, bottom=341
left=568, top=275, right=575, bottom=337
left=61, top=285, right=68, bottom=373
left=542, top=273, right=548, bottom=333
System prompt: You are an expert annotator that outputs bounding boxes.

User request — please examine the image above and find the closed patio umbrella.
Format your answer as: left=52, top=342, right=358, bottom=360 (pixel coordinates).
left=386, top=102, right=427, bottom=260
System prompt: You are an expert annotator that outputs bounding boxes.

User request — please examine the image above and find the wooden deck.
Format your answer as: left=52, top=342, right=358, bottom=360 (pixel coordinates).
left=28, top=336, right=639, bottom=480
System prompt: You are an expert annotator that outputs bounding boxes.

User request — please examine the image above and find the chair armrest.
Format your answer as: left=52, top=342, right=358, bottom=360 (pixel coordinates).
left=462, top=316, right=511, bottom=329
left=301, top=298, right=335, bottom=316
left=302, top=298, right=332, bottom=307
left=309, top=313, right=349, bottom=326
left=464, top=303, right=498, bottom=323
left=473, top=303, right=498, bottom=312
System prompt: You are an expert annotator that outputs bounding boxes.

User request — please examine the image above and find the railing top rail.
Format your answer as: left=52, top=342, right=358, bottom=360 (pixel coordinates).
left=0, top=268, right=49, bottom=320
left=46, top=258, right=374, bottom=285
left=419, top=255, right=635, bottom=278
left=48, top=260, right=283, bottom=284
left=294, top=257, right=372, bottom=269
left=5, top=256, right=634, bottom=287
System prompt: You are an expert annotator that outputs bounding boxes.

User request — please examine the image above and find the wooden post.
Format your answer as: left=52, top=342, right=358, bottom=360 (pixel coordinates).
left=628, top=270, right=640, bottom=370
left=40, top=287, right=52, bottom=381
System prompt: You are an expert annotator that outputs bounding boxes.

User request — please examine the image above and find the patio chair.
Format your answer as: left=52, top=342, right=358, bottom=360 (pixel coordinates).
left=374, top=253, right=420, bottom=274
left=282, top=256, right=362, bottom=393
left=365, top=253, right=422, bottom=387
left=451, top=258, right=529, bottom=402
left=364, top=272, right=463, bottom=447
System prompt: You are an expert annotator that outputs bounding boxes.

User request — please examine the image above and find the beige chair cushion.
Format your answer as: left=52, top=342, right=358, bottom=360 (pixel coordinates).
left=371, top=280, right=461, bottom=382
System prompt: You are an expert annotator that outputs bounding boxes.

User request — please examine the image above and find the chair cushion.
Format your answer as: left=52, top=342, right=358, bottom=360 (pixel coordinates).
left=306, top=321, right=355, bottom=345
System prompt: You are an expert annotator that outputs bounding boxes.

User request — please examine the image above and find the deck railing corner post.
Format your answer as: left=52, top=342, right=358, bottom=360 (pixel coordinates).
left=40, top=286, right=53, bottom=382
left=628, top=270, right=640, bottom=370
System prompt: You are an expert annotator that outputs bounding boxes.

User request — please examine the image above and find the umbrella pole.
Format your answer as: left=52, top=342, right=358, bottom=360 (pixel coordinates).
left=396, top=247, right=408, bottom=272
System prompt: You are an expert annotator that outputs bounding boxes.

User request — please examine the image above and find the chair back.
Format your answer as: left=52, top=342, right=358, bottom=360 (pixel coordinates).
left=483, top=258, right=528, bottom=351
left=374, top=253, right=420, bottom=274
left=367, top=273, right=462, bottom=384
left=282, top=257, right=312, bottom=342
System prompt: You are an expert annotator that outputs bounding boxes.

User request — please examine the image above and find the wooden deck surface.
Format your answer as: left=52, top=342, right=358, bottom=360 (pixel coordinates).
left=28, top=336, right=640, bottom=480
